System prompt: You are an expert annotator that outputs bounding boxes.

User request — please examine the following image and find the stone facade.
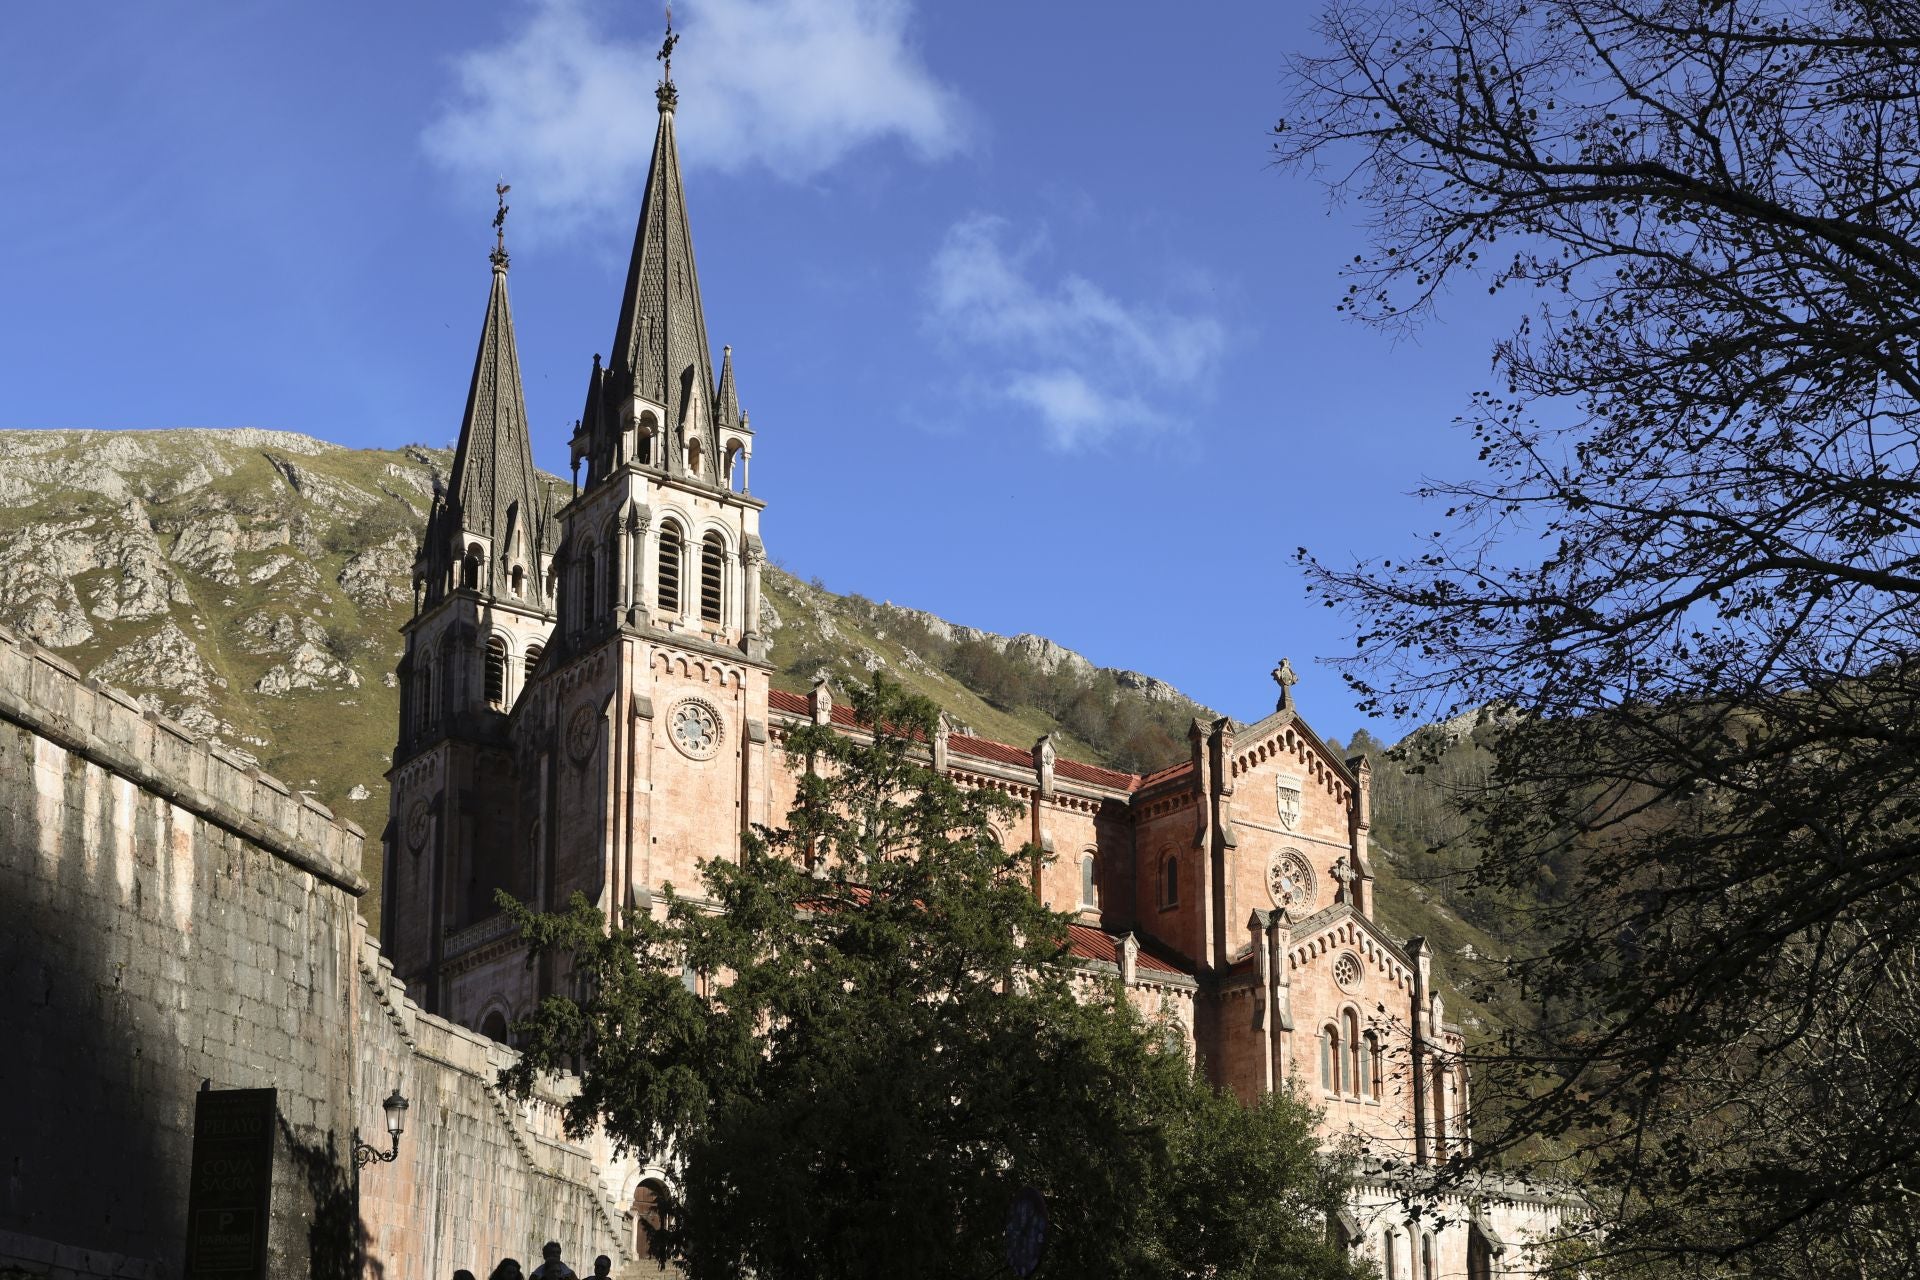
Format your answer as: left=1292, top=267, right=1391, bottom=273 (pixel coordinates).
left=0, top=623, right=630, bottom=1280
left=379, top=67, right=1567, bottom=1279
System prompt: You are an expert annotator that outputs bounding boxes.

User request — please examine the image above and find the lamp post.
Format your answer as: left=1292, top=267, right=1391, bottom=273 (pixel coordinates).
left=353, top=1089, right=410, bottom=1169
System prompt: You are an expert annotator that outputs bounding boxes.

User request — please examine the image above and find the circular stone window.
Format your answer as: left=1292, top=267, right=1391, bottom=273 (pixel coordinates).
left=405, top=797, right=431, bottom=851
left=1267, top=849, right=1316, bottom=911
left=668, top=697, right=724, bottom=760
left=1333, top=951, right=1364, bottom=992
left=566, top=705, right=600, bottom=764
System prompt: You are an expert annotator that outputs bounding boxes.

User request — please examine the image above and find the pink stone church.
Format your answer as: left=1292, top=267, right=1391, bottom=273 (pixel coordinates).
left=381, top=64, right=1567, bottom=1280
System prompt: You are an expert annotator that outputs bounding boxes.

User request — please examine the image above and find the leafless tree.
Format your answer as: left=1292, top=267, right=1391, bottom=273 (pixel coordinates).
left=1277, top=1, right=1920, bottom=1274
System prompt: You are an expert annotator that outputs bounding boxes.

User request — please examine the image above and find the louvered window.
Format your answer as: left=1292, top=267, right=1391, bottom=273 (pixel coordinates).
left=524, top=644, right=543, bottom=682
left=658, top=524, right=684, bottom=614
left=485, top=636, right=508, bottom=708
left=700, top=534, right=724, bottom=624
left=578, top=546, right=596, bottom=625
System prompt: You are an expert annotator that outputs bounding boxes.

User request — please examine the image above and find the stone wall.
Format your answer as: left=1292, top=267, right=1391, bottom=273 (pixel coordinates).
left=0, top=623, right=628, bottom=1280
left=354, top=944, right=632, bottom=1280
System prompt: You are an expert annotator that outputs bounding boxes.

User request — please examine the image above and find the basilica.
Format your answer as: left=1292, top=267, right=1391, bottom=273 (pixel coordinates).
left=379, top=59, right=1566, bottom=1280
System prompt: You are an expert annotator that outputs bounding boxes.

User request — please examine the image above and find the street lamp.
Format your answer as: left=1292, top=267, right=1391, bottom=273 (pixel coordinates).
left=353, top=1089, right=410, bottom=1169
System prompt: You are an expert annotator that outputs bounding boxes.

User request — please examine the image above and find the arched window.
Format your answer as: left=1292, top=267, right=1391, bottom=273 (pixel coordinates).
left=525, top=644, right=544, bottom=683
left=578, top=543, right=597, bottom=626
left=479, top=1010, right=508, bottom=1043
left=1433, top=1063, right=1449, bottom=1159
left=687, top=436, right=704, bottom=478
left=417, top=665, right=433, bottom=733
left=724, top=442, right=744, bottom=492
left=1345, top=1009, right=1362, bottom=1096
left=1467, top=1224, right=1493, bottom=1280
left=485, top=635, right=508, bottom=708
left=1381, top=1229, right=1398, bottom=1280
left=1362, top=1031, right=1380, bottom=1100
left=632, top=1179, right=668, bottom=1262
left=1079, top=852, right=1098, bottom=909
left=510, top=565, right=524, bottom=597
left=700, top=533, right=725, bottom=624
left=1421, top=1234, right=1434, bottom=1280
left=637, top=413, right=657, bottom=466
left=1162, top=853, right=1179, bottom=908
left=462, top=543, right=483, bottom=590
left=1323, top=1022, right=1343, bottom=1093
left=658, top=522, right=684, bottom=615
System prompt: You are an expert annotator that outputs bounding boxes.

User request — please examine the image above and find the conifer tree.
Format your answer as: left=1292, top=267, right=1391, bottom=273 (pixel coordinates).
left=502, top=676, right=1359, bottom=1280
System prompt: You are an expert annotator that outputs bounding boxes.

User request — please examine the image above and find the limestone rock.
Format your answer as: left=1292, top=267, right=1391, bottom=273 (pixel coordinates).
left=94, top=622, right=227, bottom=700
left=348, top=784, right=371, bottom=801
left=168, top=511, right=245, bottom=585
left=256, top=641, right=362, bottom=696
left=338, top=532, right=416, bottom=609
left=247, top=554, right=297, bottom=584
left=236, top=610, right=328, bottom=656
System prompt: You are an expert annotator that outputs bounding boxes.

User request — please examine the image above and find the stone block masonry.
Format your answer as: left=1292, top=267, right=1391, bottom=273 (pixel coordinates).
left=0, top=622, right=629, bottom=1280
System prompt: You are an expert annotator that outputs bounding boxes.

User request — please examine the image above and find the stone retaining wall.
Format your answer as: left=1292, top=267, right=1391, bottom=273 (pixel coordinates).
left=0, top=624, right=627, bottom=1280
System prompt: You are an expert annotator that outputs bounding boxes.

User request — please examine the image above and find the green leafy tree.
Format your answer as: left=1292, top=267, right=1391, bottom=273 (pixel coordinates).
left=1276, top=0, right=1920, bottom=1273
left=501, top=676, right=1360, bottom=1280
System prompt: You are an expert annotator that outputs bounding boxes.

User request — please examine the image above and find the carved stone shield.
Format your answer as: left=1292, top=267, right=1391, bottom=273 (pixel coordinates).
left=1276, top=775, right=1303, bottom=830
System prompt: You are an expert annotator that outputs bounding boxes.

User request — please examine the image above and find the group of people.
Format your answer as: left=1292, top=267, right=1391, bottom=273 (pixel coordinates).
left=456, top=1241, right=613, bottom=1280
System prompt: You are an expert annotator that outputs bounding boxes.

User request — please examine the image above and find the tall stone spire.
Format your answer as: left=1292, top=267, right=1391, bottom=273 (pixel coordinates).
left=422, top=187, right=557, bottom=610
left=601, top=11, right=720, bottom=482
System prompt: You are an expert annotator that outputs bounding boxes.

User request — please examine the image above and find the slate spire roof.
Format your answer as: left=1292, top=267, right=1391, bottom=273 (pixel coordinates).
left=424, top=241, right=557, bottom=610
left=606, top=77, right=720, bottom=470
left=715, top=344, right=740, bottom=429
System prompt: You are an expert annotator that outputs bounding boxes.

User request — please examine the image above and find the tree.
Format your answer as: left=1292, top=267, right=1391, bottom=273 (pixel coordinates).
left=1276, top=1, right=1920, bottom=1274
left=501, top=676, right=1360, bottom=1280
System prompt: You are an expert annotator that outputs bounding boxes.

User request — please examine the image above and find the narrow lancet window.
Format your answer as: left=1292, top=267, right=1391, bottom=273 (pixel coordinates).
left=659, top=523, right=684, bottom=614
left=700, top=533, right=725, bottom=624
left=485, top=636, right=508, bottom=708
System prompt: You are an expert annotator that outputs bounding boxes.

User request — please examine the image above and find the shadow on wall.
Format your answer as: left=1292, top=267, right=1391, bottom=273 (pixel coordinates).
left=0, top=749, right=192, bottom=1271
left=0, top=721, right=382, bottom=1279
left=277, top=1116, right=382, bottom=1280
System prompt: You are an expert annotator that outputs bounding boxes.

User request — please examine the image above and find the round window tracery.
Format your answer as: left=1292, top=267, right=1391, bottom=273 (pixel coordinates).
left=1334, top=951, right=1364, bottom=992
left=1267, top=848, right=1316, bottom=911
left=669, top=697, right=724, bottom=760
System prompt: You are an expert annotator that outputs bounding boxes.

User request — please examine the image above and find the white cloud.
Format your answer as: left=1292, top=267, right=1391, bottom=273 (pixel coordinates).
left=927, top=216, right=1225, bottom=449
left=423, top=0, right=969, bottom=238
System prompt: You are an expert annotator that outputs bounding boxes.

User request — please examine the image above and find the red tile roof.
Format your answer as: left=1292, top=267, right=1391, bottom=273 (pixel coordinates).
left=1065, top=924, right=1191, bottom=976
left=766, top=690, right=1190, bottom=797
left=1138, top=761, right=1193, bottom=787
left=949, top=733, right=1031, bottom=768
left=1055, top=758, right=1139, bottom=790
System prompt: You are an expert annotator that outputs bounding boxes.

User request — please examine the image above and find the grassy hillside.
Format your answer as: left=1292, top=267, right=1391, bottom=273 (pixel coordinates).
left=0, top=429, right=1212, bottom=927
left=0, top=427, right=1525, bottom=1039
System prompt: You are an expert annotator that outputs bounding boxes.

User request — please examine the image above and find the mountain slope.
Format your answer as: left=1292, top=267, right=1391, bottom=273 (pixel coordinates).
left=0, top=429, right=1217, bottom=917
left=0, top=426, right=1536, bottom=1049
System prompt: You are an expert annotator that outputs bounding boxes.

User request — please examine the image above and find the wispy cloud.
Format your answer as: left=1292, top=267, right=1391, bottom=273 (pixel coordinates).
left=927, top=216, right=1226, bottom=449
left=423, top=0, right=970, bottom=238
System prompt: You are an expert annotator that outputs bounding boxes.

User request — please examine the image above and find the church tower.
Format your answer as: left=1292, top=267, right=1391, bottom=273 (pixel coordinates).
left=508, top=36, right=773, bottom=961
left=383, top=195, right=559, bottom=1010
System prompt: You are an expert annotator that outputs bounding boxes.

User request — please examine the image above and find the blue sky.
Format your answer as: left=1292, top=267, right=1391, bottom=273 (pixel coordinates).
left=1, top=1, right=1518, bottom=746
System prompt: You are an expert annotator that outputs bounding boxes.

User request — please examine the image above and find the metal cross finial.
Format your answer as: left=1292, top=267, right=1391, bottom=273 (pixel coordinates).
left=491, top=182, right=512, bottom=269
left=1273, top=657, right=1298, bottom=710
left=658, top=4, right=679, bottom=78
left=655, top=5, right=681, bottom=110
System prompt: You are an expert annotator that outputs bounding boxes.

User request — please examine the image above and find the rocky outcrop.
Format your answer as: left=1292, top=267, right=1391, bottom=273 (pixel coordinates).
left=339, top=533, right=416, bottom=609
left=93, top=621, right=227, bottom=700
left=236, top=610, right=330, bottom=656
left=257, top=642, right=361, bottom=696
left=881, top=602, right=1210, bottom=713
